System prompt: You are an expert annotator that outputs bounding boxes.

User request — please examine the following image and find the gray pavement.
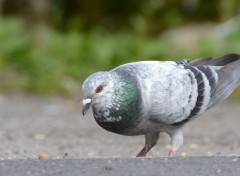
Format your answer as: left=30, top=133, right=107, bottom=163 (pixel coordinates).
left=0, top=157, right=240, bottom=176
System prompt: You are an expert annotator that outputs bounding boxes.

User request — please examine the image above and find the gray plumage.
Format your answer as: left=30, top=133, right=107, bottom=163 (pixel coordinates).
left=82, top=54, right=240, bottom=157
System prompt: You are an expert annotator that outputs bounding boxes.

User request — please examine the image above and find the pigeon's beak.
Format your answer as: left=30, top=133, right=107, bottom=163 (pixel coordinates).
left=82, top=98, right=92, bottom=116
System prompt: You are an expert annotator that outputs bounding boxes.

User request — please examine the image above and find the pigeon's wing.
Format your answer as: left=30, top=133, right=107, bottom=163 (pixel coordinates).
left=189, top=54, right=240, bottom=108
left=173, top=54, right=240, bottom=125
left=143, top=63, right=199, bottom=125
left=148, top=54, right=240, bottom=126
left=206, top=54, right=240, bottom=108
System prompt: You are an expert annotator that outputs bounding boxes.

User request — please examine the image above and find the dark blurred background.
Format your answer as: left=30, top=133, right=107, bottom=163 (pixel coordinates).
left=0, top=0, right=240, bottom=96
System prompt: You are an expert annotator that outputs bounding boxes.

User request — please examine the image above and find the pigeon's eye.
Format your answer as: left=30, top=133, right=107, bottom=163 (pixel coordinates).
left=96, top=85, right=103, bottom=93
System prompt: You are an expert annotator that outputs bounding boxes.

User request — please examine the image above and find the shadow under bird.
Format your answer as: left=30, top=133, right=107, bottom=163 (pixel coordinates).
left=82, top=54, right=240, bottom=157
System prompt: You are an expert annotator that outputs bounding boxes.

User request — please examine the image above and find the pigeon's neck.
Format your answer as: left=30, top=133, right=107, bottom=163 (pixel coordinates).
left=93, top=70, right=142, bottom=134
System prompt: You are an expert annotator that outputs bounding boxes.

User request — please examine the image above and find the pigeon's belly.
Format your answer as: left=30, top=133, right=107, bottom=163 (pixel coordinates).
left=92, top=112, right=166, bottom=136
left=94, top=118, right=142, bottom=135
left=129, top=118, right=173, bottom=134
left=93, top=109, right=178, bottom=136
left=106, top=118, right=176, bottom=136
left=93, top=111, right=143, bottom=135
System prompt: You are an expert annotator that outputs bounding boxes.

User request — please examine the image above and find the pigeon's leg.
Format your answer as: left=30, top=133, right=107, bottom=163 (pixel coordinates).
left=168, top=128, right=183, bottom=157
left=136, top=132, right=160, bottom=157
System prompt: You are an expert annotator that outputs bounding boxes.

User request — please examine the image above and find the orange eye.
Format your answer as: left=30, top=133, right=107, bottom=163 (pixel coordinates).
left=96, top=85, right=103, bottom=93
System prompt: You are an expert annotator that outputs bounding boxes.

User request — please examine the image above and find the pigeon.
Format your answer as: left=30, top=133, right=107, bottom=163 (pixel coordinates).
left=82, top=54, right=240, bottom=157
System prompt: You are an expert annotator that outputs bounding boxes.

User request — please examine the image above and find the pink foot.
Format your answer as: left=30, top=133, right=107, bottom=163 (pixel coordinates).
left=168, top=149, right=176, bottom=157
left=136, top=147, right=148, bottom=157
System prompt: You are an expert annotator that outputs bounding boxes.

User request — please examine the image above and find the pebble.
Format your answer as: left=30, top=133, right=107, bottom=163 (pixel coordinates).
left=232, top=158, right=238, bottom=162
left=207, top=151, right=213, bottom=156
left=217, top=169, right=222, bottom=174
left=88, top=151, right=97, bottom=157
left=105, top=165, right=112, bottom=171
left=39, top=153, right=49, bottom=159
left=190, top=144, right=198, bottom=149
left=5, top=133, right=17, bottom=140
left=34, top=133, right=46, bottom=140
left=180, top=152, right=187, bottom=157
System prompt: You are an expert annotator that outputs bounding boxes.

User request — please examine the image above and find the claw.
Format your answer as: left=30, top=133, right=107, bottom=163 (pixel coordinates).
left=136, top=147, right=148, bottom=157
left=168, top=149, right=176, bottom=157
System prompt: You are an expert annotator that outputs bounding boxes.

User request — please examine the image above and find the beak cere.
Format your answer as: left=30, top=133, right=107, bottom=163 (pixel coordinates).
left=82, top=98, right=92, bottom=116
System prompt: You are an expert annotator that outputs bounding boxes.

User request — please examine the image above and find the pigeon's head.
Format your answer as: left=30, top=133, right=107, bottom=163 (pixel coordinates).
left=82, top=69, right=142, bottom=134
left=82, top=71, right=112, bottom=116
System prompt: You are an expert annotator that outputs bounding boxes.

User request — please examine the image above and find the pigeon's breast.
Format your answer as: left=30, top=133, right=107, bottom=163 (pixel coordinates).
left=92, top=100, right=142, bottom=135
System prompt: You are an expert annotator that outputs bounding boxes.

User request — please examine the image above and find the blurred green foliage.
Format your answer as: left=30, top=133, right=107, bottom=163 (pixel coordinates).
left=0, top=0, right=239, bottom=95
left=51, top=0, right=240, bottom=34
left=1, top=0, right=240, bottom=34
left=0, top=17, right=240, bottom=95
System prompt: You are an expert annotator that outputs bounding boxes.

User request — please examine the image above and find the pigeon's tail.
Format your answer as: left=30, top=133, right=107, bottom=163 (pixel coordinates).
left=190, top=54, right=240, bottom=67
left=193, top=54, right=240, bottom=108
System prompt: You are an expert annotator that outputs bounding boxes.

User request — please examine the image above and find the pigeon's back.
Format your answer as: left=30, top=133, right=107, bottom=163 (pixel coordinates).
left=112, top=54, right=240, bottom=126
left=173, top=54, right=240, bottom=125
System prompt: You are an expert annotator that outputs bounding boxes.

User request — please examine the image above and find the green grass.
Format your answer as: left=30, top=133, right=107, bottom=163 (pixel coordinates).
left=0, top=17, right=240, bottom=96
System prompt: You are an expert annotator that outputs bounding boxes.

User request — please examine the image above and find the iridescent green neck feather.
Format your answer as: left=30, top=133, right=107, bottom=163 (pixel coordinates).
left=93, top=70, right=142, bottom=134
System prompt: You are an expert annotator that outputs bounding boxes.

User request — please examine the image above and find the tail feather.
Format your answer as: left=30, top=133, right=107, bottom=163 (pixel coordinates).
left=190, top=54, right=240, bottom=67
left=190, top=57, right=212, bottom=66
left=206, top=54, right=240, bottom=108
left=209, top=54, right=240, bottom=66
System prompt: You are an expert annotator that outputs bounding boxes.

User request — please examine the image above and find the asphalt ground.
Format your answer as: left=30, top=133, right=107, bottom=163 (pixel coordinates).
left=0, top=157, right=240, bottom=176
